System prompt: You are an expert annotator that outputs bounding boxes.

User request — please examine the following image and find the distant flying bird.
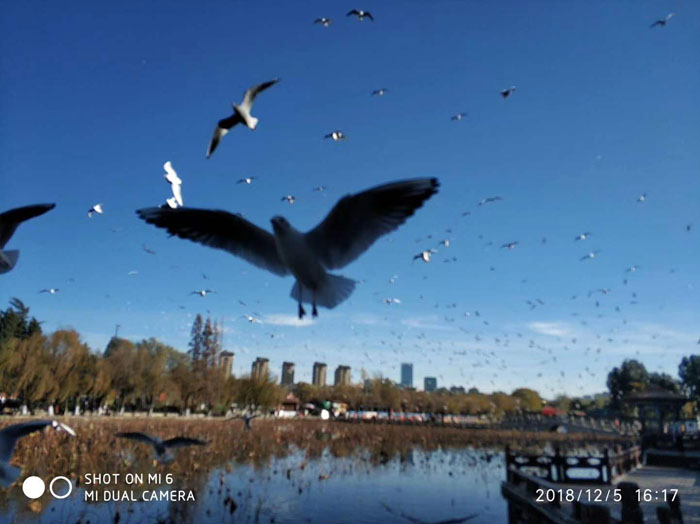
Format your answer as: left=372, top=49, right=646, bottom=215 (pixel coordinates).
left=237, top=177, right=257, bottom=185
left=346, top=9, right=374, bottom=21
left=163, top=161, right=183, bottom=207
left=574, top=232, right=591, bottom=241
left=637, top=193, right=647, bottom=203
left=686, top=224, right=693, bottom=232
left=414, top=249, right=437, bottom=263
left=0, top=203, right=55, bottom=274
left=501, top=86, right=516, bottom=98
left=242, top=314, right=259, bottom=323
left=580, top=251, right=600, bottom=261
left=625, top=265, right=638, bottom=273
left=191, top=289, right=215, bottom=297
left=372, top=88, right=388, bottom=96
left=40, top=288, right=59, bottom=294
left=314, top=17, right=332, bottom=27
left=439, top=239, right=450, bottom=248
left=88, top=203, right=103, bottom=218
left=0, top=420, right=76, bottom=487
left=650, top=13, right=673, bottom=28
left=384, top=297, right=401, bottom=305
left=281, top=195, right=296, bottom=204
left=324, top=130, right=346, bottom=141
left=206, top=78, right=280, bottom=158
left=313, top=185, right=327, bottom=192
left=142, top=244, right=156, bottom=255
left=451, top=112, right=467, bottom=121
left=501, top=241, right=518, bottom=250
left=478, top=196, right=502, bottom=206
left=115, top=432, right=206, bottom=463
left=137, top=178, right=439, bottom=319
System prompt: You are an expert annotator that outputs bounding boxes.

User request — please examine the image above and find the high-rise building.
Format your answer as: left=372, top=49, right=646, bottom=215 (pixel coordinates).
left=312, top=362, right=327, bottom=387
left=251, top=357, right=269, bottom=381
left=281, top=362, right=295, bottom=386
left=219, top=351, right=235, bottom=378
left=400, top=363, right=413, bottom=388
left=424, top=376, right=437, bottom=392
left=334, top=365, right=351, bottom=386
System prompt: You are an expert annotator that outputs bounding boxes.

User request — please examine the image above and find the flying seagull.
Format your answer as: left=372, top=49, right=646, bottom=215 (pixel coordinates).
left=451, top=112, right=467, bottom=121
left=478, top=196, right=502, bottom=206
left=580, top=250, right=600, bottom=261
left=413, top=249, right=437, bottom=263
left=637, top=193, right=647, bottom=203
left=650, top=13, right=673, bottom=28
left=137, top=178, right=439, bottom=319
left=237, top=176, right=257, bottom=185
left=281, top=195, right=296, bottom=204
left=384, top=297, right=401, bottom=305
left=501, top=86, right=516, bottom=98
left=163, top=161, right=183, bottom=207
left=40, top=288, right=60, bottom=294
left=206, top=78, right=280, bottom=158
left=0, top=420, right=76, bottom=487
left=314, top=17, right=332, bottom=27
left=191, top=289, right=215, bottom=297
left=88, top=203, right=103, bottom=218
left=115, top=432, right=206, bottom=463
left=0, top=203, right=55, bottom=274
left=313, top=185, right=327, bottom=192
left=372, top=88, right=388, bottom=96
left=574, top=232, right=592, bottom=241
left=347, top=9, right=374, bottom=21
left=501, top=241, right=518, bottom=250
left=324, top=130, right=346, bottom=141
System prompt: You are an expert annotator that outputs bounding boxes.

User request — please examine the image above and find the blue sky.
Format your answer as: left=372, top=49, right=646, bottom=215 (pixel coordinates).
left=1, top=1, right=698, bottom=398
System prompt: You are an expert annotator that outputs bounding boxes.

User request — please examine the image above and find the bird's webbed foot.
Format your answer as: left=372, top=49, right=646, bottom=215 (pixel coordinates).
left=312, top=304, right=318, bottom=318
left=298, top=303, right=306, bottom=319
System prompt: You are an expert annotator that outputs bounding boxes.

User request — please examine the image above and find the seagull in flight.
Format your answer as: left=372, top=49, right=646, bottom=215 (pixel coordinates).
left=191, top=289, right=215, bottom=297
left=478, top=196, right=502, bottom=206
left=88, top=203, right=103, bottom=218
left=384, top=297, right=401, bottom=305
left=206, top=78, right=280, bottom=158
left=501, top=241, right=518, bottom=250
left=414, top=248, right=438, bottom=263
left=574, top=232, right=591, bottom=241
left=346, top=9, right=374, bottom=21
left=137, top=178, right=439, bottom=319
left=324, top=130, right=346, bottom=141
left=0, top=420, right=76, bottom=487
left=314, top=17, right=332, bottom=27
left=40, top=288, right=60, bottom=294
left=0, top=203, right=55, bottom=274
left=313, top=185, right=327, bottom=192
left=501, top=86, right=517, bottom=98
left=451, top=112, right=467, bottom=121
left=142, top=243, right=157, bottom=255
left=580, top=250, right=600, bottom=261
left=281, top=195, right=296, bottom=204
left=237, top=176, right=257, bottom=185
left=650, top=13, right=674, bottom=28
left=637, top=193, right=647, bottom=203
left=162, top=161, right=183, bottom=207
left=115, top=432, right=206, bottom=463
left=372, top=88, right=388, bottom=96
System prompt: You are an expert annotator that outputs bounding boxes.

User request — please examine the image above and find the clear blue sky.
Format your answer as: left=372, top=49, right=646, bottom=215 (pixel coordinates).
left=2, top=1, right=698, bottom=398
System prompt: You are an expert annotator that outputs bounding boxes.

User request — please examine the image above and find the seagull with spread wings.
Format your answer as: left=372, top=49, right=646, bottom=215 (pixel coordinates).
left=347, top=9, right=374, bottom=21
left=650, top=13, right=673, bottom=28
left=314, top=17, right=332, bottom=27
left=137, top=178, right=439, bottom=319
left=0, top=420, right=76, bottom=487
left=0, top=203, right=55, bottom=274
left=163, top=161, right=183, bottom=207
left=115, top=432, right=206, bottom=463
left=206, top=78, right=280, bottom=158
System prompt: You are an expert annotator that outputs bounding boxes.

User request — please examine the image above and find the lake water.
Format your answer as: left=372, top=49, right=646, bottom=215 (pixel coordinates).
left=0, top=447, right=507, bottom=523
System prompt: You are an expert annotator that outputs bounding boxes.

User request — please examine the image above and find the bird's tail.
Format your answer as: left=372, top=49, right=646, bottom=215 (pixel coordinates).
left=290, top=275, right=356, bottom=309
left=248, top=116, right=259, bottom=130
left=0, top=250, right=19, bottom=274
left=0, top=462, right=22, bottom=488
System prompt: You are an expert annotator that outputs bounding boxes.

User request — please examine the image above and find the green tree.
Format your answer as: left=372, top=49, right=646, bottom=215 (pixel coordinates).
left=679, top=355, right=700, bottom=402
left=607, top=359, right=649, bottom=406
left=512, top=388, right=543, bottom=412
left=189, top=314, right=204, bottom=362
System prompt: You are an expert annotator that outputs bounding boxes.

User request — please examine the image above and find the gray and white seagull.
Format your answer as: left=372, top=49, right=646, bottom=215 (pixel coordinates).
left=0, top=203, right=55, bottom=274
left=0, top=420, right=76, bottom=487
left=137, top=178, right=439, bottom=319
left=115, top=432, right=207, bottom=464
left=206, top=78, right=280, bottom=158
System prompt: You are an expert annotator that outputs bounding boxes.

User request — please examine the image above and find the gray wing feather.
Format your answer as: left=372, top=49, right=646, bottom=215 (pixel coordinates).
left=163, top=437, right=207, bottom=449
left=305, top=178, right=439, bottom=269
left=241, top=78, right=280, bottom=109
left=0, top=420, right=53, bottom=462
left=136, top=208, right=289, bottom=276
left=115, top=432, right=158, bottom=446
left=0, top=204, right=56, bottom=249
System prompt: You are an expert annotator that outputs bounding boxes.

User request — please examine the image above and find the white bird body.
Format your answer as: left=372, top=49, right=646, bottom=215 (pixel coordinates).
left=163, top=161, right=183, bottom=207
left=88, top=203, right=103, bottom=218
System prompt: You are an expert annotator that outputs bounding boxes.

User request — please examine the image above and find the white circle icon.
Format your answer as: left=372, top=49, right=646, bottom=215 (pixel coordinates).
left=49, top=476, right=73, bottom=499
left=22, top=476, right=46, bottom=499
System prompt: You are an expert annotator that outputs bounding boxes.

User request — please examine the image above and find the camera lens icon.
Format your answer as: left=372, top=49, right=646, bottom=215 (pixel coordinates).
left=22, top=476, right=73, bottom=499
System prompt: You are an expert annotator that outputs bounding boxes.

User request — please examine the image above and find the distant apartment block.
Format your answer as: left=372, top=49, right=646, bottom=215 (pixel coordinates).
left=281, top=361, right=295, bottom=386
left=334, top=365, right=351, bottom=386
left=251, top=357, right=269, bottom=381
left=219, top=351, right=234, bottom=378
left=400, top=363, right=413, bottom=388
left=312, top=362, right=327, bottom=387
left=424, top=376, right=437, bottom=392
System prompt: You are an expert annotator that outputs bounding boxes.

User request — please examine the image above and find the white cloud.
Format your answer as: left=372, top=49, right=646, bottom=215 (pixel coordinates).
left=528, top=322, right=572, bottom=337
left=262, top=314, right=315, bottom=327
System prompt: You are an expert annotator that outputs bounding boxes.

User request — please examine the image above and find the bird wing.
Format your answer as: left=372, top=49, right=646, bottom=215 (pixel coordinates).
left=305, top=178, right=439, bottom=270
left=650, top=20, right=662, bottom=28
left=163, top=437, right=207, bottom=449
left=136, top=207, right=289, bottom=276
left=364, top=11, right=374, bottom=20
left=346, top=9, right=360, bottom=16
left=115, top=432, right=157, bottom=446
left=0, top=204, right=56, bottom=249
left=0, top=420, right=52, bottom=462
left=241, top=78, right=280, bottom=110
left=206, top=114, right=243, bottom=158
